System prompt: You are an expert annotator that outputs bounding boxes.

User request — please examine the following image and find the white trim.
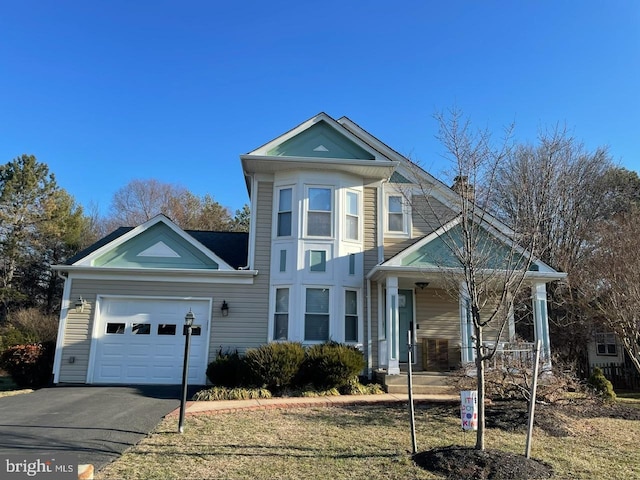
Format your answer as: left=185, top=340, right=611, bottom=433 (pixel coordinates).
left=52, top=276, right=72, bottom=383
left=52, top=266, right=258, bottom=284
left=247, top=174, right=257, bottom=269
left=274, top=185, right=294, bottom=239
left=384, top=191, right=412, bottom=238
left=304, top=185, right=334, bottom=239
left=86, top=295, right=213, bottom=384
left=72, top=214, right=236, bottom=271
left=247, top=112, right=389, bottom=162
left=343, top=189, right=361, bottom=242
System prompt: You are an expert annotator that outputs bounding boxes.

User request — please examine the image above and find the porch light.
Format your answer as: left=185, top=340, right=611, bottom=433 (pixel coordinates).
left=74, top=296, right=87, bottom=313
left=221, top=300, right=229, bottom=317
left=185, top=309, right=195, bottom=326
left=415, top=282, right=429, bottom=290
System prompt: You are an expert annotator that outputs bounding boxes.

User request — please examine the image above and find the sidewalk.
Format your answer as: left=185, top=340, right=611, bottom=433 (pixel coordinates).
left=169, top=392, right=459, bottom=417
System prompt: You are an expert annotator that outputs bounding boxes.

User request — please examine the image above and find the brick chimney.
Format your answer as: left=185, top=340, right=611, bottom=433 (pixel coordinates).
left=452, top=175, right=475, bottom=201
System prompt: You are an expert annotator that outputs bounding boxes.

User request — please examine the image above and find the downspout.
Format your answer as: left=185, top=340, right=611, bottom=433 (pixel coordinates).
left=366, top=278, right=372, bottom=378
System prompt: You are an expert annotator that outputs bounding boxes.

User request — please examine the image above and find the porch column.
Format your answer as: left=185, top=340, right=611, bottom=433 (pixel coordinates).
left=532, top=282, right=552, bottom=369
left=386, top=276, right=400, bottom=375
left=459, top=282, right=474, bottom=364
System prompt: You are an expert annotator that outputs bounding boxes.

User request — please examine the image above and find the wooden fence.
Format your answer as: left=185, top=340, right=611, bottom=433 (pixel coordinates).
left=589, top=362, right=640, bottom=392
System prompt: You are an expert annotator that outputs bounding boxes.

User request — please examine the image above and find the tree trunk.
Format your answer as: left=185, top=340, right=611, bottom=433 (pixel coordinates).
left=475, top=324, right=485, bottom=450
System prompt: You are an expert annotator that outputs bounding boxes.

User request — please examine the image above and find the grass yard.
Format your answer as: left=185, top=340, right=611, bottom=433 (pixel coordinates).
left=96, top=399, right=640, bottom=480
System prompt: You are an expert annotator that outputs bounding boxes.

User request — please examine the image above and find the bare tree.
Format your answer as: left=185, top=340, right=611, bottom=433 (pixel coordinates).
left=102, top=179, right=234, bottom=231
left=492, top=130, right=617, bottom=368
left=581, top=208, right=640, bottom=374
left=410, top=109, right=550, bottom=450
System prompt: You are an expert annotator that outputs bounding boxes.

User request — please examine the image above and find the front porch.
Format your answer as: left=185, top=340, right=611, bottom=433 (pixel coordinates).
left=369, top=274, right=553, bottom=376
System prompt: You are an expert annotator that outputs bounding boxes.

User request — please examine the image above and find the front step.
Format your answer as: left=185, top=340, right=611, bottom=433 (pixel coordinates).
left=376, top=371, right=456, bottom=395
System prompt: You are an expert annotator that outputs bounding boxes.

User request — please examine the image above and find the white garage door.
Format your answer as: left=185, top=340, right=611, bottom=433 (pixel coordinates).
left=91, top=298, right=210, bottom=385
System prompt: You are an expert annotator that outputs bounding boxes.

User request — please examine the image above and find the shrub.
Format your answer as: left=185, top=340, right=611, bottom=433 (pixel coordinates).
left=299, top=342, right=365, bottom=390
left=341, top=378, right=385, bottom=395
left=192, top=386, right=272, bottom=401
left=206, top=349, right=250, bottom=388
left=243, top=342, right=305, bottom=391
left=0, top=342, right=55, bottom=388
left=0, top=309, right=59, bottom=352
left=588, top=367, right=616, bottom=400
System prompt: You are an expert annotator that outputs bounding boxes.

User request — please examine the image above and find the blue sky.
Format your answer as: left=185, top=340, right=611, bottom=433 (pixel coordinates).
left=1, top=1, right=638, bottom=216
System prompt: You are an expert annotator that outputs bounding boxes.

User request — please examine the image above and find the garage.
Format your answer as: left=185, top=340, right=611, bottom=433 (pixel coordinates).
left=89, top=297, right=211, bottom=385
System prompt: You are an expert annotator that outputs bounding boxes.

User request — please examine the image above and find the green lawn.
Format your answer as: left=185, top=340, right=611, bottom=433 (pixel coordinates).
left=96, top=400, right=640, bottom=480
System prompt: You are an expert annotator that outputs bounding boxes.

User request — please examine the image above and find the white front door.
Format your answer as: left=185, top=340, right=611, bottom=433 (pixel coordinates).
left=90, top=297, right=210, bottom=384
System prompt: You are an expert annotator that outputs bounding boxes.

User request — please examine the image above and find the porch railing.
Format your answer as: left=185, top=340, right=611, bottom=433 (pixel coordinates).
left=483, top=341, right=537, bottom=370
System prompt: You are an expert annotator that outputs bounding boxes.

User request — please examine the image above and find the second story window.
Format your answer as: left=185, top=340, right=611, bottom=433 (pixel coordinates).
left=307, top=187, right=332, bottom=237
left=277, top=188, right=292, bottom=237
left=345, top=191, right=359, bottom=241
left=388, top=195, right=404, bottom=232
left=386, top=193, right=410, bottom=235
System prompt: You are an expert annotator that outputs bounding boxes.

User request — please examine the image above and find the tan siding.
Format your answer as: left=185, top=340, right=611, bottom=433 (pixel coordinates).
left=383, top=196, right=457, bottom=261
left=363, top=187, right=378, bottom=368
left=58, top=183, right=275, bottom=383
left=58, top=279, right=271, bottom=383
left=415, top=288, right=460, bottom=370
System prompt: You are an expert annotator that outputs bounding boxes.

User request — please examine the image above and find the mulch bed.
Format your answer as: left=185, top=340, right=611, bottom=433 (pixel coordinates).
left=412, top=397, right=640, bottom=479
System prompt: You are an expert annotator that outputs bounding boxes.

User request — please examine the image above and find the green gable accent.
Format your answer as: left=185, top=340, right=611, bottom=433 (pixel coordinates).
left=267, top=121, right=375, bottom=160
left=402, top=224, right=530, bottom=271
left=389, top=171, right=412, bottom=183
left=93, top=223, right=219, bottom=269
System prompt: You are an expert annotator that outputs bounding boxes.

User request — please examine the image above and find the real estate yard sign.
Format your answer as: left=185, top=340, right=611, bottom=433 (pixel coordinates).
left=460, top=390, right=478, bottom=430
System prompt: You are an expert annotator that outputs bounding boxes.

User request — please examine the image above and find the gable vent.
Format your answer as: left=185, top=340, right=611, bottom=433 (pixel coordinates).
left=313, top=144, right=329, bottom=152
left=137, top=241, right=181, bottom=258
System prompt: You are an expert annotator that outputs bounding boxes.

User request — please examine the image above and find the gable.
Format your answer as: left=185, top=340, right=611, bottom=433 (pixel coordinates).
left=400, top=223, right=535, bottom=271
left=93, top=223, right=219, bottom=269
left=266, top=121, right=375, bottom=160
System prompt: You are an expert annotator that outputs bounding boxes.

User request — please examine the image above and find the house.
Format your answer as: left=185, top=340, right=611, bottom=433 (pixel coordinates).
left=51, top=112, right=565, bottom=385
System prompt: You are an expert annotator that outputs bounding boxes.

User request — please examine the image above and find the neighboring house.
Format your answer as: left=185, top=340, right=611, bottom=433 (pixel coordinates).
left=587, top=331, right=640, bottom=390
left=51, top=112, right=565, bottom=385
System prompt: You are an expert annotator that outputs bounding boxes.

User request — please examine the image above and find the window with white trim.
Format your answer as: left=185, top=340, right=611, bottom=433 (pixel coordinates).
left=387, top=194, right=406, bottom=233
left=273, top=288, right=289, bottom=340
left=305, top=288, right=329, bottom=341
left=307, top=187, right=332, bottom=237
left=595, top=333, right=617, bottom=356
left=345, top=191, right=359, bottom=241
left=344, top=290, right=358, bottom=343
left=277, top=188, right=292, bottom=237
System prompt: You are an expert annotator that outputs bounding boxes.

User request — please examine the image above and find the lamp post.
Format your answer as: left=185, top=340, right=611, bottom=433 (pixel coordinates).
left=178, top=309, right=195, bottom=433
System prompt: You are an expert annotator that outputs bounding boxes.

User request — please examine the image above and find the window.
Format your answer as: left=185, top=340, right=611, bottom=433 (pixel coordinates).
left=305, top=288, right=329, bottom=341
left=183, top=325, right=202, bottom=336
left=279, top=249, right=287, bottom=272
left=388, top=195, right=404, bottom=232
left=307, top=187, right=332, bottom=237
left=596, top=333, right=617, bottom=356
left=106, top=323, right=125, bottom=334
left=345, top=191, right=359, bottom=240
left=277, top=188, right=292, bottom=237
left=158, top=324, right=177, bottom=335
left=132, top=323, right=150, bottom=335
left=348, top=253, right=355, bottom=275
left=274, top=288, right=289, bottom=340
left=345, top=290, right=358, bottom=343
left=310, top=250, right=327, bottom=272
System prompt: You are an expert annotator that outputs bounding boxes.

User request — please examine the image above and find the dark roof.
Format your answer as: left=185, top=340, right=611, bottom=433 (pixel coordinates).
left=64, top=227, right=250, bottom=270
left=185, top=230, right=249, bottom=269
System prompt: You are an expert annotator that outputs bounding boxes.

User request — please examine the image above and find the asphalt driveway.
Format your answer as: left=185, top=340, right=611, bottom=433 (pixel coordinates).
left=0, top=385, right=196, bottom=471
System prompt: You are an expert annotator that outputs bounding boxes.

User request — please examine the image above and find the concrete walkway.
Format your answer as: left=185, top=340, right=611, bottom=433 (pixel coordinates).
left=170, top=392, right=459, bottom=417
